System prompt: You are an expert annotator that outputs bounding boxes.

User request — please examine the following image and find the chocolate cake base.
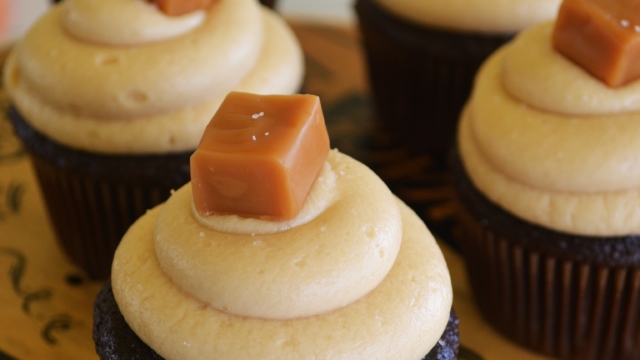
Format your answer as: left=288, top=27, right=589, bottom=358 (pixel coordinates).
left=9, top=108, right=192, bottom=280
left=93, top=280, right=459, bottom=359
left=453, top=148, right=640, bottom=360
left=355, top=0, right=510, bottom=158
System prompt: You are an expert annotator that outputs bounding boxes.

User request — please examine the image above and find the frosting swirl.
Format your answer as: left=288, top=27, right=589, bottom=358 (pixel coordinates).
left=459, top=21, right=640, bottom=236
left=61, top=0, right=207, bottom=46
left=113, top=151, right=453, bottom=359
left=372, top=0, right=561, bottom=34
left=4, top=0, right=303, bottom=154
left=192, top=162, right=338, bottom=235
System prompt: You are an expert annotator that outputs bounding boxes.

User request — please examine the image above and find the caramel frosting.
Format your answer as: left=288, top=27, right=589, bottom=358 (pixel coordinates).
left=372, top=0, right=561, bottom=34
left=459, top=21, right=640, bottom=236
left=3, top=0, right=303, bottom=154
left=112, top=151, right=453, bottom=359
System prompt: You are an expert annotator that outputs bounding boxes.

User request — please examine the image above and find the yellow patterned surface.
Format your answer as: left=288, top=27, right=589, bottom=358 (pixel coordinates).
left=0, top=23, right=549, bottom=360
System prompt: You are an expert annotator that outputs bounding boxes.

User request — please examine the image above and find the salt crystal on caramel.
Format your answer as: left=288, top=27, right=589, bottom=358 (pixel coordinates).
left=190, top=92, right=330, bottom=220
left=152, top=0, right=215, bottom=16
left=553, top=0, right=640, bottom=87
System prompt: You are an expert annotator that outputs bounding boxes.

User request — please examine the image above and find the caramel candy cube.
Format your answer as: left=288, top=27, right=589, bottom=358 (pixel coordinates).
left=553, top=0, right=640, bottom=87
left=190, top=92, right=330, bottom=220
left=153, top=0, right=215, bottom=16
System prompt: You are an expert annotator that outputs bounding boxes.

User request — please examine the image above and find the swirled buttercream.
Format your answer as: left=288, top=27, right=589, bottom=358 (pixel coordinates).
left=3, top=0, right=303, bottom=154
left=112, top=151, right=452, bottom=359
left=156, top=152, right=401, bottom=319
left=372, top=0, right=561, bottom=34
left=459, top=21, right=640, bottom=236
left=61, top=0, right=207, bottom=46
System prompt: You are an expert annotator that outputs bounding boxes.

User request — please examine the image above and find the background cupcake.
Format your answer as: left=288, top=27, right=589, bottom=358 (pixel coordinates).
left=454, top=12, right=640, bottom=359
left=355, top=0, right=561, bottom=159
left=4, top=0, right=303, bottom=279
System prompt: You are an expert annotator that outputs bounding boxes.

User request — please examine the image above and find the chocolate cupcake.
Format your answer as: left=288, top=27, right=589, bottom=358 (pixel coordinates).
left=4, top=0, right=304, bottom=279
left=93, top=93, right=458, bottom=359
left=355, top=0, right=560, bottom=158
left=454, top=8, right=640, bottom=359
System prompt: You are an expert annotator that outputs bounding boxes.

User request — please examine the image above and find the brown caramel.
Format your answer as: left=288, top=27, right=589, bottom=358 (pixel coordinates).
left=190, top=92, right=330, bottom=220
left=553, top=0, right=640, bottom=87
left=152, top=0, right=215, bottom=16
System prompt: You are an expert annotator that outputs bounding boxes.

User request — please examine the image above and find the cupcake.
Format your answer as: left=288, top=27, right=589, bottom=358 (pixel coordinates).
left=454, top=2, right=640, bottom=358
left=93, top=92, right=458, bottom=359
left=4, top=0, right=303, bottom=279
left=355, top=0, right=561, bottom=158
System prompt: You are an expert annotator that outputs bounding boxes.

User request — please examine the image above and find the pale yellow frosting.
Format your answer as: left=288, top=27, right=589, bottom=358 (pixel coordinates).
left=372, top=0, right=561, bottom=34
left=4, top=0, right=303, bottom=154
left=61, top=0, right=207, bottom=46
left=112, top=151, right=453, bottom=359
left=459, top=21, right=640, bottom=236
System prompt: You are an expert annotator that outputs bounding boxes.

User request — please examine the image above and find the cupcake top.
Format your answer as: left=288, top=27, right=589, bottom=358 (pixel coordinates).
left=372, top=0, right=561, bottom=34
left=112, top=150, right=453, bottom=359
left=111, top=92, right=452, bottom=359
left=3, top=0, right=303, bottom=154
left=459, top=20, right=640, bottom=236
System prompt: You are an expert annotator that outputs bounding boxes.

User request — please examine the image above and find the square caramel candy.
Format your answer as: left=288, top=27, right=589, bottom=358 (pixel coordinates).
left=153, top=0, right=215, bottom=16
left=190, top=92, right=330, bottom=220
left=553, top=0, right=640, bottom=87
